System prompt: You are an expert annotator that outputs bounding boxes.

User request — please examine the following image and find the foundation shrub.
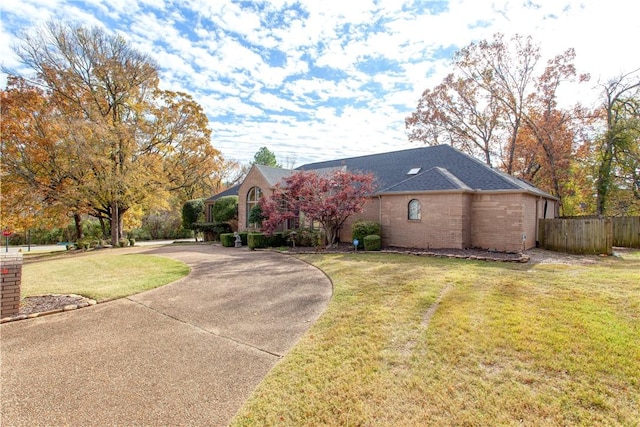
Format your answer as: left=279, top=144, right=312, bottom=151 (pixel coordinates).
left=352, top=221, right=382, bottom=249
left=220, top=233, right=235, bottom=247
left=364, top=234, right=381, bottom=251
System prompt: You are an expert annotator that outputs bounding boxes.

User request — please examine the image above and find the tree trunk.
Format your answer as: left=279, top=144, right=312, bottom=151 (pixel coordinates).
left=111, top=200, right=119, bottom=246
left=596, top=136, right=615, bottom=216
left=73, top=213, right=83, bottom=241
left=325, top=226, right=337, bottom=248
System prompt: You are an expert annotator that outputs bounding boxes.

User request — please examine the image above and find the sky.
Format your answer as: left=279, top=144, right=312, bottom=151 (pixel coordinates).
left=1, top=0, right=638, bottom=168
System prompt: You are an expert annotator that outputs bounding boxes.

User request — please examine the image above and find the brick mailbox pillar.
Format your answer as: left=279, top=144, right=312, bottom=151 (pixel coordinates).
left=1, top=253, right=23, bottom=318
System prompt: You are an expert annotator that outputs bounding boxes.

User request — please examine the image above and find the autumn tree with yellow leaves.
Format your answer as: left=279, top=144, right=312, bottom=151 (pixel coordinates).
left=1, top=22, right=228, bottom=244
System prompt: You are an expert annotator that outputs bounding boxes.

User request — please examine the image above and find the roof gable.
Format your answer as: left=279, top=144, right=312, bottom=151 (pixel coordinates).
left=385, top=167, right=472, bottom=192
left=254, top=164, right=295, bottom=186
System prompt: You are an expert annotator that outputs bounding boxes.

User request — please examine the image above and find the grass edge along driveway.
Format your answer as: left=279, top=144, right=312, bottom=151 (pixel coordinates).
left=232, top=251, right=640, bottom=427
left=21, top=251, right=190, bottom=302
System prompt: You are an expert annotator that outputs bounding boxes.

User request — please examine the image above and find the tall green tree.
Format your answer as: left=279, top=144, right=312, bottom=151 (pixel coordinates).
left=181, top=198, right=204, bottom=241
left=252, top=146, right=281, bottom=167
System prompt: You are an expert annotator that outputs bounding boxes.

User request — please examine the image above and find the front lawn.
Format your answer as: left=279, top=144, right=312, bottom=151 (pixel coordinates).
left=232, top=251, right=640, bottom=426
left=21, top=252, right=190, bottom=301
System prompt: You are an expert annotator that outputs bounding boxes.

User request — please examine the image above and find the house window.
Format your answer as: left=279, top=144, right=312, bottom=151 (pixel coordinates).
left=246, top=186, right=263, bottom=227
left=408, top=199, right=421, bottom=220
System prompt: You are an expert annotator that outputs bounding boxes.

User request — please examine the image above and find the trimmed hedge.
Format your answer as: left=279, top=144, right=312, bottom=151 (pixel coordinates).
left=352, top=220, right=382, bottom=249
left=248, top=232, right=287, bottom=250
left=220, top=233, right=235, bottom=247
left=364, top=234, right=381, bottom=251
left=248, top=233, right=267, bottom=250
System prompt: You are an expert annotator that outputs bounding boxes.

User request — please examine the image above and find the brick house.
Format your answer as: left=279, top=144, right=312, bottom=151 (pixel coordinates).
left=205, top=145, right=558, bottom=252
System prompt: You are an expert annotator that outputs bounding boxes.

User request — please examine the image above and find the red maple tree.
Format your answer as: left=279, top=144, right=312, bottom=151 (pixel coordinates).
left=260, top=169, right=376, bottom=247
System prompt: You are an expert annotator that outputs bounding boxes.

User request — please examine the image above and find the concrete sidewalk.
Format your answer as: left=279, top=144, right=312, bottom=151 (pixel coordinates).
left=0, top=245, right=332, bottom=426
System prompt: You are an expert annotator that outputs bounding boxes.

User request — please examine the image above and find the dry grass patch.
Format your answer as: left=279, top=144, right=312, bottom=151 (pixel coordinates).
left=232, top=251, right=640, bottom=426
left=21, top=252, right=190, bottom=301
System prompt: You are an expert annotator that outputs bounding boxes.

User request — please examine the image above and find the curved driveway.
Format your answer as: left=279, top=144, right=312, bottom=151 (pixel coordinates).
left=1, top=245, right=332, bottom=426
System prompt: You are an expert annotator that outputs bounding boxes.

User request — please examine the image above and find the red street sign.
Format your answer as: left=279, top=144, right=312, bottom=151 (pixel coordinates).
left=2, top=229, right=11, bottom=237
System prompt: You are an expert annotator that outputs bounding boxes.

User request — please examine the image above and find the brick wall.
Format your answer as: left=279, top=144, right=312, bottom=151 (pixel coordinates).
left=471, top=193, right=529, bottom=252
left=341, top=191, right=552, bottom=252
left=238, top=168, right=273, bottom=232
left=376, top=192, right=471, bottom=249
left=1, top=253, right=22, bottom=318
left=339, top=198, right=381, bottom=243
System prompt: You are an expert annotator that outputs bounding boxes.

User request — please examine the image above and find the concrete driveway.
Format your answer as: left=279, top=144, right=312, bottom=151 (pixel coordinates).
left=0, top=245, right=332, bottom=426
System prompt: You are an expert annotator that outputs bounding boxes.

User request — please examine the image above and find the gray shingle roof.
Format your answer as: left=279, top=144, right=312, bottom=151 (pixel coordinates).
left=296, top=144, right=555, bottom=198
left=205, top=184, right=241, bottom=202
left=207, top=145, right=556, bottom=200
left=255, top=164, right=295, bottom=186
left=385, top=167, right=472, bottom=192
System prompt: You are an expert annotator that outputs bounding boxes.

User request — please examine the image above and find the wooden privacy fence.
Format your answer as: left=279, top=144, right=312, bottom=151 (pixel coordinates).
left=612, top=216, right=640, bottom=248
left=538, top=218, right=613, bottom=255
left=538, top=216, right=640, bottom=254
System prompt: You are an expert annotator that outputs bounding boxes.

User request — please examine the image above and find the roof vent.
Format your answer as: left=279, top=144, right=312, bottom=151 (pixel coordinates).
left=407, top=167, right=421, bottom=175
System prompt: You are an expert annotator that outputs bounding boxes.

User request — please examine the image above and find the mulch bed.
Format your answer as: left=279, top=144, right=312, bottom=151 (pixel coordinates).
left=1, top=294, right=96, bottom=324
left=18, top=294, right=87, bottom=316
left=279, top=244, right=528, bottom=262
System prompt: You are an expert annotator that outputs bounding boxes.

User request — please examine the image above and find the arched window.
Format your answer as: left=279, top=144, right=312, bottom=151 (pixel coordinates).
left=246, top=186, right=263, bottom=227
left=408, top=199, right=421, bottom=220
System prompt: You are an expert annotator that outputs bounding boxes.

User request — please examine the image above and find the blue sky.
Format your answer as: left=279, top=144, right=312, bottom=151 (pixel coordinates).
left=1, top=0, right=637, bottom=167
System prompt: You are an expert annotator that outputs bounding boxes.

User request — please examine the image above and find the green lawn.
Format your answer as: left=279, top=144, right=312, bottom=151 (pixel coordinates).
left=22, top=252, right=190, bottom=301
left=232, top=250, right=640, bottom=426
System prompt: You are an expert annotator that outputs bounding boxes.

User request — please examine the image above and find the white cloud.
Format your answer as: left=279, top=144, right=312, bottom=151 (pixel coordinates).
left=251, top=91, right=303, bottom=112
left=2, top=0, right=637, bottom=167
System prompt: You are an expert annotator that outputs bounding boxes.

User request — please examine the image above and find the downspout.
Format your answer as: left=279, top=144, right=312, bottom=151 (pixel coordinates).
left=378, top=195, right=383, bottom=244
left=535, top=197, right=540, bottom=248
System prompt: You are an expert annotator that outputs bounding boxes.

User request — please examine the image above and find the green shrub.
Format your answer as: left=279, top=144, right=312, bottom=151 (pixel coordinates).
left=271, top=232, right=287, bottom=247
left=128, top=227, right=152, bottom=241
left=248, top=204, right=264, bottom=227
left=213, top=196, right=239, bottom=223
left=285, top=228, right=322, bottom=247
left=196, top=222, right=233, bottom=241
left=182, top=198, right=205, bottom=231
left=76, top=238, right=91, bottom=250
left=118, top=238, right=129, bottom=247
left=129, top=238, right=136, bottom=247
left=363, top=234, right=381, bottom=251
left=220, top=233, right=235, bottom=247
left=352, top=221, right=382, bottom=249
left=248, top=232, right=287, bottom=250
left=248, top=233, right=268, bottom=250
